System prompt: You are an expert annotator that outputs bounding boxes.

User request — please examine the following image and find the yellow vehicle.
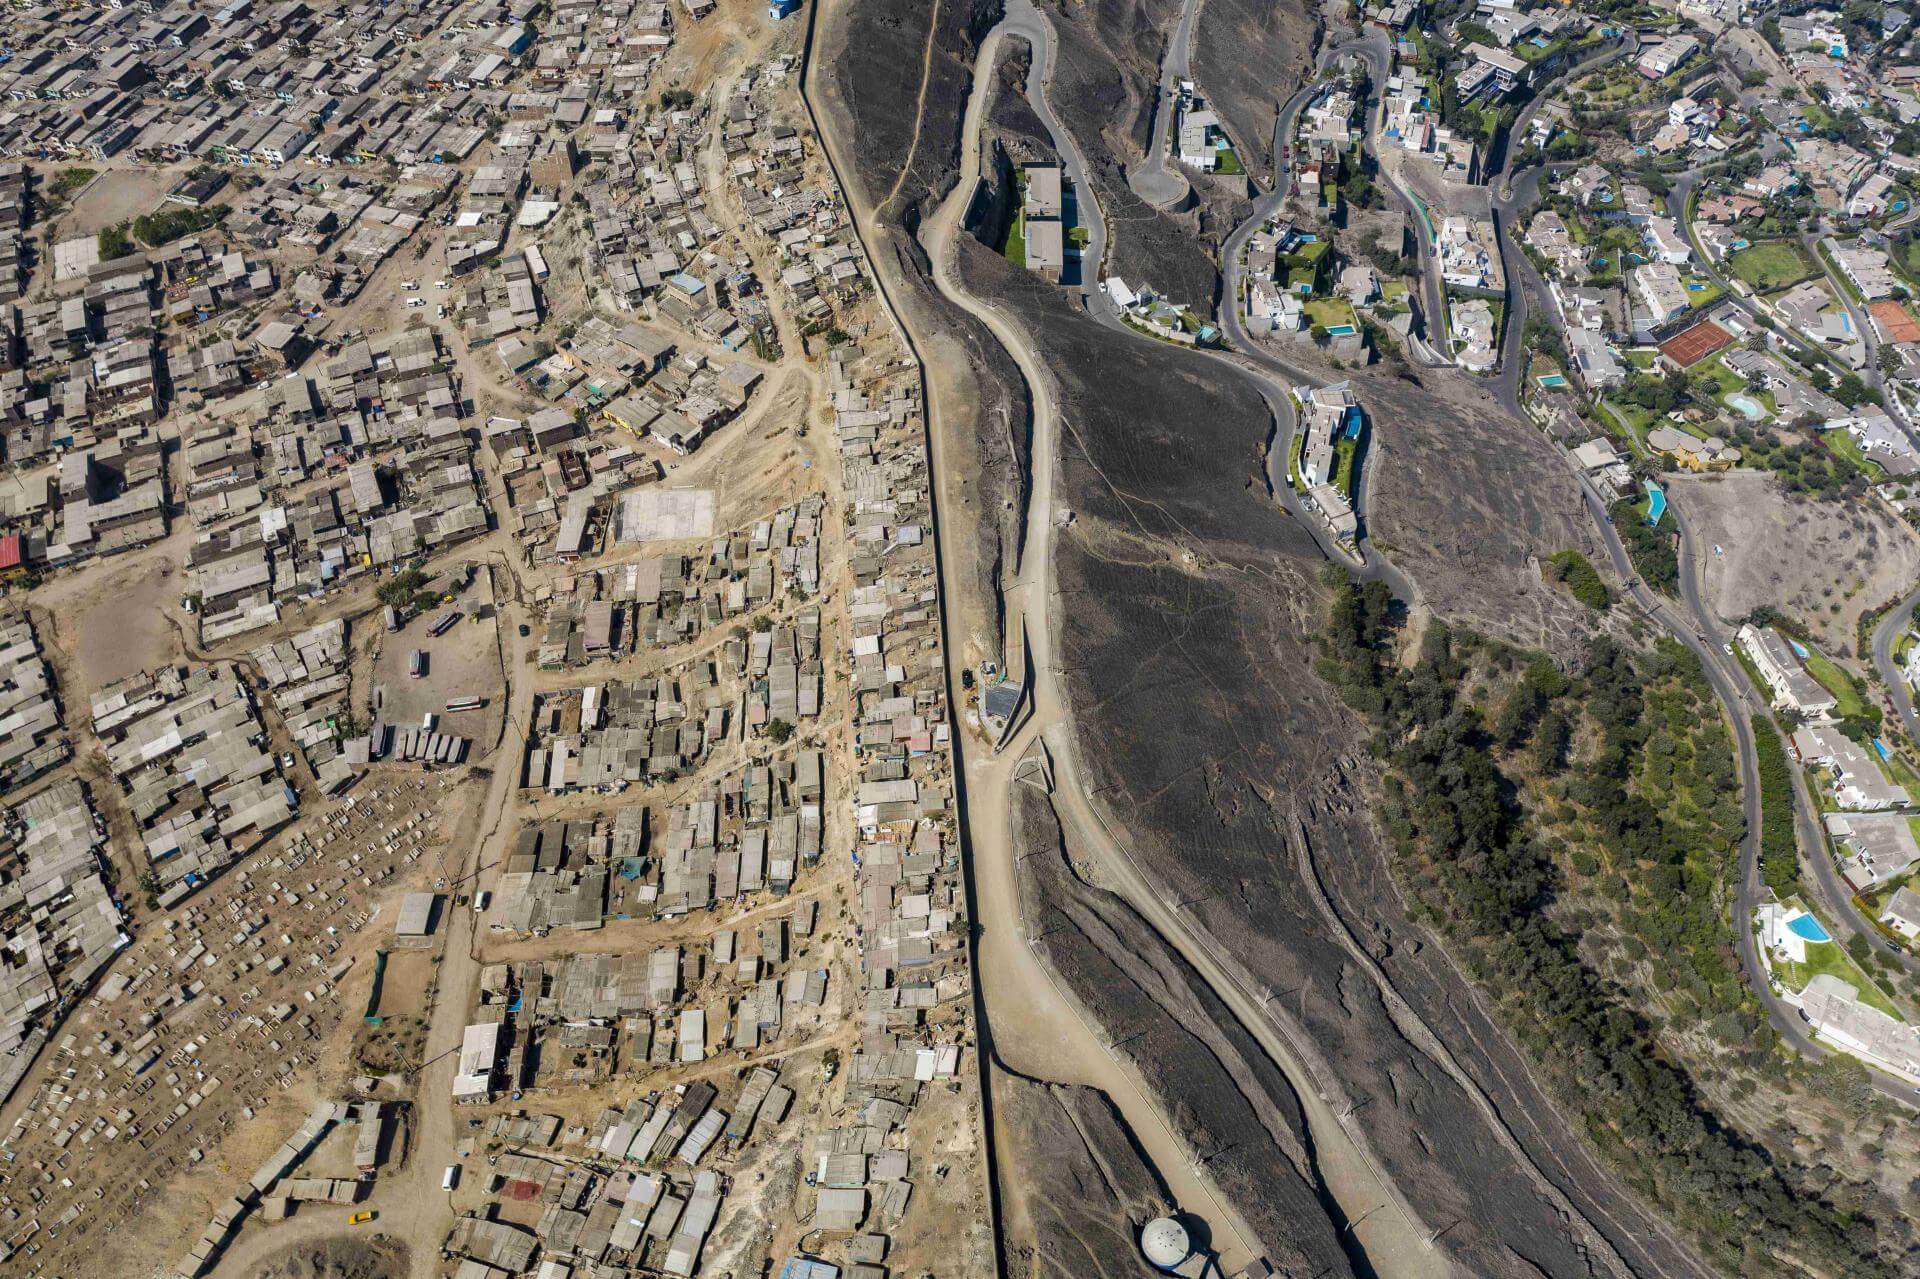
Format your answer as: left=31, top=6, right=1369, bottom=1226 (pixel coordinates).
left=349, top=1211, right=376, bottom=1225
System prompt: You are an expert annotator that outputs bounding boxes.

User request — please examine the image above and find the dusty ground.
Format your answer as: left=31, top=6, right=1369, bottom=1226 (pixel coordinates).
left=372, top=950, right=436, bottom=1017
left=370, top=585, right=505, bottom=739
left=37, top=528, right=191, bottom=690
left=242, top=1233, right=408, bottom=1279
left=940, top=223, right=1718, bottom=1278
left=50, top=166, right=183, bottom=243
left=994, top=1074, right=1176, bottom=1279
left=1670, top=471, right=1920, bottom=655
left=1355, top=364, right=1610, bottom=658
left=1191, top=0, right=1318, bottom=182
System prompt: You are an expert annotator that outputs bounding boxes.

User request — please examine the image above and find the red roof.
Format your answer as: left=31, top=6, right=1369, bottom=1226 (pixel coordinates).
left=0, top=535, right=21, bottom=571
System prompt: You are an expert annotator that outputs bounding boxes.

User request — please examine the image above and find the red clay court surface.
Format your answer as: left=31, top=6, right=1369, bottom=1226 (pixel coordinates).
left=1870, top=300, right=1920, bottom=345
left=1658, top=319, right=1734, bottom=368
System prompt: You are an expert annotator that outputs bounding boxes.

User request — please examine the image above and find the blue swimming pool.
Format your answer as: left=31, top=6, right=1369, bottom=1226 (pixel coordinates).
left=1326, top=324, right=1357, bottom=336
left=1538, top=373, right=1569, bottom=388
left=1725, top=392, right=1766, bottom=420
left=1787, top=913, right=1832, bottom=943
left=1643, top=480, right=1667, bottom=527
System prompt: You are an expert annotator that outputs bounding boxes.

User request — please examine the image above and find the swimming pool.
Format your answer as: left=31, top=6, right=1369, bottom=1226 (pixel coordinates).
left=1643, top=479, right=1667, bottom=526
left=1787, top=913, right=1832, bottom=943
left=1326, top=324, right=1357, bottom=336
left=1538, top=373, right=1569, bottom=388
left=1725, top=393, right=1766, bottom=420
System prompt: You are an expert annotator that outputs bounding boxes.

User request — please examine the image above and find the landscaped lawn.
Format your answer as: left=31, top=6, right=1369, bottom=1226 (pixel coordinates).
left=1214, top=148, right=1245, bottom=176
left=1802, top=646, right=1871, bottom=718
left=1600, top=396, right=1658, bottom=446
left=1728, top=240, right=1814, bottom=292
left=1303, top=296, right=1358, bottom=330
left=1332, top=434, right=1360, bottom=498
left=1683, top=276, right=1725, bottom=310
left=1823, top=427, right=1888, bottom=481
left=1774, top=904, right=1903, bottom=1018
left=1000, top=206, right=1025, bottom=267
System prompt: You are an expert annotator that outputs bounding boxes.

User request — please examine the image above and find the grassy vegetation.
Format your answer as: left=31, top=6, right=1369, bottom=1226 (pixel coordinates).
left=1773, top=911, right=1903, bottom=1019
left=1303, top=296, right=1358, bottom=331
left=1752, top=716, right=1802, bottom=895
left=1214, top=148, right=1245, bottom=175
left=999, top=205, right=1026, bottom=268
left=1821, top=426, right=1887, bottom=481
left=1801, top=647, right=1871, bottom=719
left=1546, top=549, right=1611, bottom=610
left=1331, top=434, right=1359, bottom=499
left=1728, top=240, right=1815, bottom=292
left=1610, top=495, right=1679, bottom=592
left=49, top=167, right=95, bottom=199
left=1599, top=397, right=1658, bottom=452
left=131, top=203, right=226, bottom=247
left=97, top=222, right=133, bottom=259
left=1315, top=586, right=1894, bottom=1277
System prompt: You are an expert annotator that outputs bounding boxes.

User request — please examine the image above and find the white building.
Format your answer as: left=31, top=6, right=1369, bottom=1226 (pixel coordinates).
left=1737, top=624, right=1837, bottom=718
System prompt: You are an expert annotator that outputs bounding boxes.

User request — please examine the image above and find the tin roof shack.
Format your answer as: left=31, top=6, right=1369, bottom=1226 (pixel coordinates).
left=0, top=608, right=71, bottom=795
left=524, top=673, right=719, bottom=794
left=0, top=780, right=127, bottom=1103
left=250, top=618, right=356, bottom=790
left=540, top=494, right=825, bottom=663
left=801, top=345, right=970, bottom=1248
left=497, top=815, right=614, bottom=934
left=89, top=664, right=295, bottom=905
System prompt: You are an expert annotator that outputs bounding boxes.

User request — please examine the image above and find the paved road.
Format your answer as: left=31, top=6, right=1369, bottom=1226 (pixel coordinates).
left=1128, top=0, right=1203, bottom=208
left=1491, top=160, right=1920, bottom=1105
left=947, top=13, right=1735, bottom=1274
left=997, top=0, right=1112, bottom=323
left=910, top=9, right=1477, bottom=1274
left=1872, top=586, right=1920, bottom=745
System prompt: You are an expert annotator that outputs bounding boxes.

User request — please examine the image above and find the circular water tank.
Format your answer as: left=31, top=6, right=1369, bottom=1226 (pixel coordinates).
left=1141, top=1216, right=1191, bottom=1270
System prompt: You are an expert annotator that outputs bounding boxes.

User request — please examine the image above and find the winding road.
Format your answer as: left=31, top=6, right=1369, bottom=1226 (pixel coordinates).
left=1128, top=0, right=1204, bottom=209
left=1872, top=585, right=1920, bottom=746
left=1491, top=140, right=1920, bottom=1106
left=909, top=13, right=1452, bottom=1276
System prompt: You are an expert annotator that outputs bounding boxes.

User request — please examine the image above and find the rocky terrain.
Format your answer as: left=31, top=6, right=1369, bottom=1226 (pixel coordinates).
left=1670, top=469, right=1920, bottom=654
left=817, top=0, right=1729, bottom=1275
left=1354, top=364, right=1612, bottom=656
left=1010, top=785, right=1358, bottom=1279
left=991, top=1074, right=1177, bottom=1279
left=254, top=1237, right=408, bottom=1279
left=1035, top=0, right=1222, bottom=304
left=1191, top=0, right=1319, bottom=181
left=961, top=241, right=1709, bottom=1279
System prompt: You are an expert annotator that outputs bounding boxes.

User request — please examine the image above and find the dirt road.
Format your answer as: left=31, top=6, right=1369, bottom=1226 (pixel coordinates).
left=902, top=14, right=1454, bottom=1277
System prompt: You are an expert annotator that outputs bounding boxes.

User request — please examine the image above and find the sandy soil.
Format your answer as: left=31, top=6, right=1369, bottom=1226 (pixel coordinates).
left=36, top=535, right=190, bottom=691
left=1671, top=470, right=1920, bottom=655
left=51, top=165, right=182, bottom=240
left=370, top=590, right=505, bottom=737
left=373, top=950, right=436, bottom=1017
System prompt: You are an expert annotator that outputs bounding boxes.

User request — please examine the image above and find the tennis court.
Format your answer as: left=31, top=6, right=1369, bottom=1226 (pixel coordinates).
left=1657, top=319, right=1733, bottom=368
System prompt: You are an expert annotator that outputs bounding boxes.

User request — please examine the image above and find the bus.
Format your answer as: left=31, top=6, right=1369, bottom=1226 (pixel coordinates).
left=443, top=696, right=484, bottom=713
left=428, top=610, right=461, bottom=637
left=409, top=650, right=426, bottom=678
left=383, top=605, right=400, bottom=633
